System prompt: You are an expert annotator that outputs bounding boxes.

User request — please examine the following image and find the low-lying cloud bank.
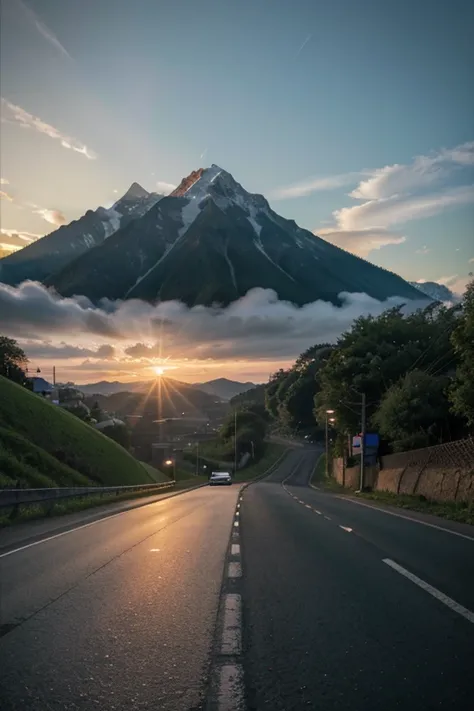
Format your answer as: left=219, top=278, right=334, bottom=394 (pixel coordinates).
left=0, top=281, right=431, bottom=362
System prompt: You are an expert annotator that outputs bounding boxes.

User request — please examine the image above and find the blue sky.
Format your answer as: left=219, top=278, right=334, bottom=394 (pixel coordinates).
left=0, top=0, right=473, bottom=384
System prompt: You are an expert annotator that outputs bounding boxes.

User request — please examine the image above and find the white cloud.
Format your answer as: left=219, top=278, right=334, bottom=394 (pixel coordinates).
left=16, top=0, right=71, bottom=59
left=272, top=172, right=364, bottom=200
left=0, top=228, right=43, bottom=251
left=0, top=190, right=13, bottom=202
left=1, top=98, right=97, bottom=160
left=0, top=178, right=9, bottom=185
left=0, top=282, right=428, bottom=362
left=469, top=257, right=474, bottom=263
left=317, top=228, right=406, bottom=257
left=296, top=34, right=312, bottom=57
left=351, top=142, right=474, bottom=200
left=156, top=181, right=176, bottom=195
left=437, top=274, right=471, bottom=296
left=33, top=208, right=66, bottom=226
left=415, top=245, right=430, bottom=255
left=335, top=185, right=474, bottom=231
left=314, top=141, right=474, bottom=257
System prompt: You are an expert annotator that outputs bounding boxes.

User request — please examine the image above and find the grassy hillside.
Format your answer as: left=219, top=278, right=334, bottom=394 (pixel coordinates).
left=0, top=376, right=154, bottom=486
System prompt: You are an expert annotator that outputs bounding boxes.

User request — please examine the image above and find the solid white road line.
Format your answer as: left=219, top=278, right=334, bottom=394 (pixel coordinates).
left=339, top=497, right=474, bottom=542
left=221, top=594, right=242, bottom=655
left=0, top=510, right=129, bottom=559
left=383, top=558, right=474, bottom=624
left=231, top=543, right=240, bottom=556
left=228, top=562, right=242, bottom=578
left=217, top=664, right=244, bottom=711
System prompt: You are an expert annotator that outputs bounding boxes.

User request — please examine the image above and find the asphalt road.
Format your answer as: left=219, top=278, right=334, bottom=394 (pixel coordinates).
left=1, top=449, right=473, bottom=710
left=241, top=448, right=474, bottom=710
left=0, top=484, right=241, bottom=711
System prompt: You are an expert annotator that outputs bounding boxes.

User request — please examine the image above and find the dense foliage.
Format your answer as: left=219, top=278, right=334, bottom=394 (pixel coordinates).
left=264, top=282, right=473, bottom=453
left=0, top=336, right=28, bottom=384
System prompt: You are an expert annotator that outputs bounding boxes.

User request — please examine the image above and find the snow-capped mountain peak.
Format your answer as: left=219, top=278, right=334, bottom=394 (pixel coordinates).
left=121, top=182, right=149, bottom=201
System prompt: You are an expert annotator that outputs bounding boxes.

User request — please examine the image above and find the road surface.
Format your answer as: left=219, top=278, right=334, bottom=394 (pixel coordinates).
left=1, top=449, right=473, bottom=710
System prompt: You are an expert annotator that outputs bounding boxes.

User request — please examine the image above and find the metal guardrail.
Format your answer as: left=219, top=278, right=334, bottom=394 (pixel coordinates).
left=0, top=481, right=175, bottom=516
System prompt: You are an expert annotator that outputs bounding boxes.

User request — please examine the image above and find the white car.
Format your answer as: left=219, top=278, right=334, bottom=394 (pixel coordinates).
left=209, top=471, right=232, bottom=486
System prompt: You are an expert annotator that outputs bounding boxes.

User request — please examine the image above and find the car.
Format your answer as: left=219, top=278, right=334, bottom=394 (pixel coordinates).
left=209, top=471, right=232, bottom=486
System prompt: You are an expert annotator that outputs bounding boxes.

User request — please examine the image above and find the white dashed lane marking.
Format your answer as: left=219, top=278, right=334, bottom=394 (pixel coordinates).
left=231, top=543, right=240, bottom=556
left=228, top=562, right=242, bottom=578
left=383, top=558, right=474, bottom=625
left=221, top=593, right=242, bottom=655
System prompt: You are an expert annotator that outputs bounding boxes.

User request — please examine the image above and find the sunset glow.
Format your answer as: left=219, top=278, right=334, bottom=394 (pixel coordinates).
left=153, top=366, right=165, bottom=376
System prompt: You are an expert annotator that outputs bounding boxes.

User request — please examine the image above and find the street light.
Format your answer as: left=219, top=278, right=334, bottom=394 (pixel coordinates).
left=164, top=458, right=176, bottom=481
left=325, top=410, right=335, bottom=478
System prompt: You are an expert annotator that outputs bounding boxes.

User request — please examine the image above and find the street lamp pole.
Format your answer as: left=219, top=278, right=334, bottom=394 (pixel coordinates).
left=325, top=410, right=334, bottom=478
left=360, top=392, right=366, bottom=491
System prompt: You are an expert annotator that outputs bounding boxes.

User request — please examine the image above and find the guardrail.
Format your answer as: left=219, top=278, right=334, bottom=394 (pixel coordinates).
left=0, top=481, right=175, bottom=518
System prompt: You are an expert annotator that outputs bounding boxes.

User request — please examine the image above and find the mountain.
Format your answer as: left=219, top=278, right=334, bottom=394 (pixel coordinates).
left=230, top=383, right=266, bottom=407
left=192, top=378, right=256, bottom=401
left=42, top=165, right=427, bottom=306
left=78, top=376, right=227, bottom=419
left=0, top=183, right=163, bottom=286
left=408, top=281, right=456, bottom=302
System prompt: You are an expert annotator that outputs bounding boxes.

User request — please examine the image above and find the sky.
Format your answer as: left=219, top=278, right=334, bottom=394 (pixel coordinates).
left=0, top=0, right=473, bottom=384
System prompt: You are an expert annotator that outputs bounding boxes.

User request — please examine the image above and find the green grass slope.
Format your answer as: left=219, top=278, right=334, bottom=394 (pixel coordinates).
left=0, top=376, right=153, bottom=486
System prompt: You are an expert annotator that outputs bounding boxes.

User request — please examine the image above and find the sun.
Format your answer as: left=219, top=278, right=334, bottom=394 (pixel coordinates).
left=153, top=366, right=165, bottom=376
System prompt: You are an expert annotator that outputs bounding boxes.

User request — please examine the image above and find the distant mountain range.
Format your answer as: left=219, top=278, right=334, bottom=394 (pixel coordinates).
left=0, top=165, right=428, bottom=307
left=408, top=281, right=456, bottom=302
left=190, top=378, right=256, bottom=400
left=77, top=377, right=228, bottom=421
left=0, top=183, right=163, bottom=285
left=76, top=377, right=255, bottom=401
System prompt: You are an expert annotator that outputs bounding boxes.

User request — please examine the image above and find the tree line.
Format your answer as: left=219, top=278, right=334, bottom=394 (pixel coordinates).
left=237, top=281, right=474, bottom=456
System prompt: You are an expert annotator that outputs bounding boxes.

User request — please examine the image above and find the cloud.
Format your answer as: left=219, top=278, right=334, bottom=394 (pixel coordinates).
left=469, top=257, right=474, bottom=264
left=271, top=172, right=364, bottom=200
left=316, top=228, right=406, bottom=258
left=336, top=185, right=474, bottom=230
left=33, top=208, right=66, bottom=226
left=200, top=148, right=208, bottom=161
left=1, top=99, right=97, bottom=160
left=16, top=0, right=71, bottom=59
left=156, top=181, right=177, bottom=195
left=415, top=245, right=430, bottom=255
left=0, top=282, right=428, bottom=362
left=20, top=341, right=116, bottom=360
left=350, top=142, right=474, bottom=200
left=0, top=228, right=43, bottom=252
left=314, top=141, right=474, bottom=257
left=0, top=178, right=9, bottom=185
left=296, top=34, right=312, bottom=57
left=0, top=190, right=13, bottom=202
left=437, top=274, right=471, bottom=296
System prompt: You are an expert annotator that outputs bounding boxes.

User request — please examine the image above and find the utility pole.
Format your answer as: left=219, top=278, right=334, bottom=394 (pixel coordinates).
left=196, top=441, right=199, bottom=476
left=325, top=410, right=334, bottom=478
left=360, top=392, right=366, bottom=491
left=234, top=409, right=238, bottom=475
left=325, top=414, right=329, bottom=478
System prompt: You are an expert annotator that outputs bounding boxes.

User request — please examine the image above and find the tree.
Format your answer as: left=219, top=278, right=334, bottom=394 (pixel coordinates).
left=101, top=423, right=131, bottom=450
left=373, top=370, right=461, bottom=452
left=278, top=345, right=333, bottom=435
left=265, top=369, right=289, bottom=419
left=90, top=401, right=103, bottom=423
left=450, top=279, right=474, bottom=427
left=0, top=336, right=28, bottom=384
left=314, top=304, right=460, bottom=436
